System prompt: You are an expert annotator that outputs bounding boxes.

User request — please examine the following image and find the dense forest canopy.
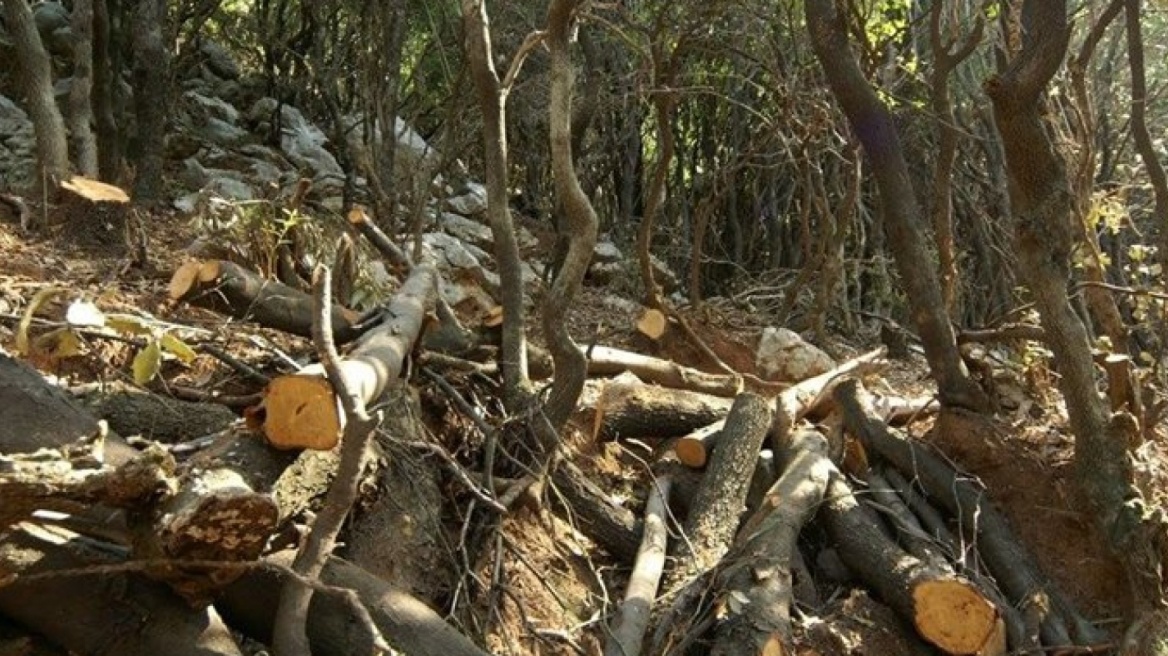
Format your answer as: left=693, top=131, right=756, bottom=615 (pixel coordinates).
left=4, top=0, right=1168, bottom=654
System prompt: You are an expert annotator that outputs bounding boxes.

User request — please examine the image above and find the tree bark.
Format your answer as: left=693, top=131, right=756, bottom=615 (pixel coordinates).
left=605, top=475, right=671, bottom=656
left=69, top=0, right=99, bottom=177
left=804, top=0, right=988, bottom=412
left=261, top=264, right=438, bottom=450
left=834, top=379, right=1106, bottom=649
left=217, top=551, right=493, bottom=656
left=985, top=0, right=1165, bottom=616
left=169, top=259, right=365, bottom=345
left=461, top=0, right=531, bottom=408
left=1124, top=0, right=1168, bottom=293
left=2, top=0, right=70, bottom=184
left=587, top=379, right=736, bottom=441
left=0, top=524, right=244, bottom=656
left=674, top=394, right=773, bottom=580
left=710, top=428, right=832, bottom=656
left=92, top=0, right=121, bottom=182
left=542, top=0, right=599, bottom=433
left=129, top=0, right=169, bottom=201
left=820, top=471, right=1000, bottom=655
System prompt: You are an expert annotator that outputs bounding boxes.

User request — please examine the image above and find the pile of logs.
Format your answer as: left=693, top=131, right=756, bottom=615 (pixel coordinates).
left=0, top=205, right=1109, bottom=655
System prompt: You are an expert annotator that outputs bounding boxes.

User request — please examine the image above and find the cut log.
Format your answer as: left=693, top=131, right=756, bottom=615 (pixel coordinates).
left=833, top=380, right=1105, bottom=650
left=216, top=550, right=492, bottom=656
left=169, top=259, right=364, bottom=344
left=772, top=347, right=887, bottom=435
left=636, top=308, right=667, bottom=340
left=0, top=350, right=137, bottom=463
left=549, top=460, right=642, bottom=563
left=672, top=349, right=886, bottom=469
left=710, top=428, right=833, bottom=656
left=585, top=345, right=770, bottom=397
left=669, top=449, right=776, bottom=520
left=675, top=393, right=774, bottom=579
left=0, top=523, right=244, bottom=656
left=590, top=379, right=735, bottom=441
left=262, top=263, right=439, bottom=450
left=605, top=475, right=672, bottom=656
left=76, top=384, right=238, bottom=442
left=0, top=435, right=175, bottom=529
left=821, top=471, right=1000, bottom=655
left=673, top=420, right=723, bottom=468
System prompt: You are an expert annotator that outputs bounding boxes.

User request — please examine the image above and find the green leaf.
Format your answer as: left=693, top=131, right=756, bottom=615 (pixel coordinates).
left=159, top=332, right=197, bottom=364
left=133, top=340, right=163, bottom=385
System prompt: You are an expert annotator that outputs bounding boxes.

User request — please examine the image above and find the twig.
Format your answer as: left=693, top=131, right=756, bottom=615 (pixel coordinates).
left=605, top=475, right=672, bottom=656
left=400, top=437, right=507, bottom=513
left=197, top=343, right=271, bottom=385
left=270, top=265, right=382, bottom=656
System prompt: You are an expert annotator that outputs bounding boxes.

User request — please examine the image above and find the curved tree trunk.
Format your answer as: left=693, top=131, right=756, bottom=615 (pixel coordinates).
left=2, top=0, right=70, bottom=185
left=541, top=0, right=598, bottom=433
left=985, top=0, right=1165, bottom=620
left=461, top=0, right=531, bottom=409
left=804, top=0, right=988, bottom=412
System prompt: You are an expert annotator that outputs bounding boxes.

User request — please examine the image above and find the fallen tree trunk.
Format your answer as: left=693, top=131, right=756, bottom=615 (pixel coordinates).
left=674, top=348, right=887, bottom=469
left=710, top=427, right=833, bottom=656
left=0, top=523, right=244, bottom=656
left=605, top=475, right=672, bottom=656
left=674, top=393, right=773, bottom=580
left=76, top=383, right=238, bottom=442
left=833, top=379, right=1105, bottom=650
left=549, top=460, right=643, bottom=563
left=585, top=345, right=781, bottom=397
left=821, top=471, right=1000, bottom=655
left=0, top=351, right=137, bottom=463
left=169, top=259, right=364, bottom=344
left=262, top=263, right=439, bottom=449
left=588, top=379, right=736, bottom=441
left=216, top=550, right=492, bottom=656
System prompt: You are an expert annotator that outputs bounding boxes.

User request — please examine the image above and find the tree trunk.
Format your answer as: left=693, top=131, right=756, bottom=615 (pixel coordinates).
left=542, top=0, right=599, bottom=433
left=129, top=0, right=169, bottom=201
left=1124, top=0, right=1168, bottom=295
left=92, top=0, right=122, bottom=182
left=985, top=0, right=1166, bottom=616
left=461, top=0, right=531, bottom=408
left=2, top=0, right=70, bottom=184
left=804, top=0, right=988, bottom=412
left=69, top=0, right=99, bottom=177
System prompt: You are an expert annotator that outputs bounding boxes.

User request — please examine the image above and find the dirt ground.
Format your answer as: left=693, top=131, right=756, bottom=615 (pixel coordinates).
left=1, top=204, right=1160, bottom=655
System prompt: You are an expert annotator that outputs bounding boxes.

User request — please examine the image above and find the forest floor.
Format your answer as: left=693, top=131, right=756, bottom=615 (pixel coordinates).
left=1, top=202, right=1163, bottom=655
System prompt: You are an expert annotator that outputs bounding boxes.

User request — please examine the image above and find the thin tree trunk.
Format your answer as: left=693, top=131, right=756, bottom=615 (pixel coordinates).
left=461, top=0, right=531, bottom=408
left=804, top=0, right=989, bottom=412
left=928, top=5, right=983, bottom=315
left=2, top=0, right=70, bottom=185
left=1124, top=0, right=1168, bottom=291
left=93, top=0, right=121, bottom=182
left=542, top=0, right=598, bottom=432
left=70, top=0, right=99, bottom=177
left=130, top=0, right=168, bottom=201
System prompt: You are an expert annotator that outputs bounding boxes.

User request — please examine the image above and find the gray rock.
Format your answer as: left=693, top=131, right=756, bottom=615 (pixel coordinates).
left=755, top=327, right=836, bottom=383
left=199, top=39, right=241, bottom=80
left=185, top=91, right=240, bottom=124
left=445, top=181, right=487, bottom=216
left=439, top=212, right=492, bottom=248
left=205, top=174, right=256, bottom=201
left=243, top=98, right=344, bottom=178
left=593, top=241, right=622, bottom=263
